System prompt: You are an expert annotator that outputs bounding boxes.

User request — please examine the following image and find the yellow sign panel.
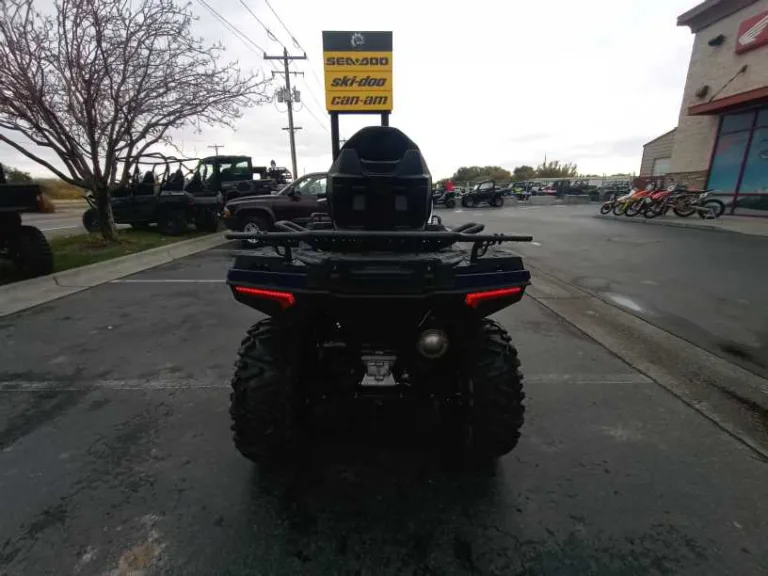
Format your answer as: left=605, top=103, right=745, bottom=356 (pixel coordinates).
left=322, top=32, right=393, bottom=112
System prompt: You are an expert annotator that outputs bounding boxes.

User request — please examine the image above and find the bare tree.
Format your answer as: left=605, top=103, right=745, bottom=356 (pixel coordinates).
left=0, top=0, right=268, bottom=240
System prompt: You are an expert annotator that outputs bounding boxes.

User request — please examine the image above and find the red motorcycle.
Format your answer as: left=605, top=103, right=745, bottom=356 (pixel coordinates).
left=639, top=187, right=673, bottom=219
left=623, top=183, right=658, bottom=217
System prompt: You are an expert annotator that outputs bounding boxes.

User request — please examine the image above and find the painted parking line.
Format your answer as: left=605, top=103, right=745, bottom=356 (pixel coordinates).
left=39, top=225, right=80, bottom=231
left=0, top=373, right=652, bottom=392
left=109, top=279, right=226, bottom=284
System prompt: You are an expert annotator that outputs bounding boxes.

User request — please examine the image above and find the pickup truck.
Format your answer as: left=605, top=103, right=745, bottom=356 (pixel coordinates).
left=0, top=163, right=53, bottom=278
left=222, top=172, right=328, bottom=246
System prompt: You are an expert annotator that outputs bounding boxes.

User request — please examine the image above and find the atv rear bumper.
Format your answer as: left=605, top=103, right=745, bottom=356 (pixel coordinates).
left=227, top=249, right=531, bottom=318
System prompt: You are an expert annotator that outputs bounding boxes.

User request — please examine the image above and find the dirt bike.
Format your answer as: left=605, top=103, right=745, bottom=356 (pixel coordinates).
left=624, top=184, right=658, bottom=217
left=693, top=191, right=726, bottom=219
left=644, top=185, right=725, bottom=219
left=641, top=188, right=675, bottom=219
left=611, top=186, right=653, bottom=216
left=601, top=188, right=635, bottom=215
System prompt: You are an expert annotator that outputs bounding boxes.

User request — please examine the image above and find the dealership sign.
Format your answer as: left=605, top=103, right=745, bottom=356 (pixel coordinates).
left=322, top=31, right=393, bottom=112
left=736, top=10, right=768, bottom=54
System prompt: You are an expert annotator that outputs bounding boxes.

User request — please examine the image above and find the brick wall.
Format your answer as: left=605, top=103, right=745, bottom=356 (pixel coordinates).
left=670, top=0, right=768, bottom=177
left=640, top=130, right=676, bottom=176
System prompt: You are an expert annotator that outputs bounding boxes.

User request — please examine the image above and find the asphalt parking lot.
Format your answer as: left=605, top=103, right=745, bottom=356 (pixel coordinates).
left=1, top=221, right=767, bottom=574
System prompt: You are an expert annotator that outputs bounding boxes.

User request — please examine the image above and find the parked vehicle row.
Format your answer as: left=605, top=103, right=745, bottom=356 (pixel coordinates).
left=600, top=184, right=726, bottom=220
left=81, top=154, right=294, bottom=236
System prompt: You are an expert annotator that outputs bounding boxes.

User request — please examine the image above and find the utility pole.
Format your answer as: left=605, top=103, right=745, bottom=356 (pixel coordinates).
left=265, top=48, right=307, bottom=180
left=208, top=144, right=224, bottom=156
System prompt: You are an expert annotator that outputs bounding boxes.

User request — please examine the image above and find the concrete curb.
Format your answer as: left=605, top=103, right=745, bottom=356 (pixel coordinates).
left=0, top=233, right=230, bottom=319
left=525, top=264, right=768, bottom=460
left=596, top=214, right=768, bottom=237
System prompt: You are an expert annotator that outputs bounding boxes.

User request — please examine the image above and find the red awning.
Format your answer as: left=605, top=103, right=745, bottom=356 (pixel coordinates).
left=688, top=86, right=768, bottom=115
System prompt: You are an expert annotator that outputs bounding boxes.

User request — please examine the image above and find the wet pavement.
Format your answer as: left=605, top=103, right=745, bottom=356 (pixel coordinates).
left=444, top=204, right=768, bottom=379
left=1, top=227, right=767, bottom=575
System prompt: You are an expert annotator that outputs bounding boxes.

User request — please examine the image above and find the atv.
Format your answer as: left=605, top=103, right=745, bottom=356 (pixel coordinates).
left=431, top=187, right=457, bottom=209
left=224, top=127, right=532, bottom=465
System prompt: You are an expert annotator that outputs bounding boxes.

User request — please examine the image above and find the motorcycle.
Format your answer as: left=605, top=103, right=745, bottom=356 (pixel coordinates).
left=624, top=183, right=658, bottom=217
left=641, top=187, right=675, bottom=219
left=611, top=187, right=644, bottom=216
left=601, top=189, right=632, bottom=214
left=643, top=185, right=725, bottom=219
left=693, top=191, right=726, bottom=219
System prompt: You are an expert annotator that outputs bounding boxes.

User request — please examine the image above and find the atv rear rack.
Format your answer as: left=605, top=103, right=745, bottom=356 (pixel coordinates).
left=225, top=221, right=533, bottom=262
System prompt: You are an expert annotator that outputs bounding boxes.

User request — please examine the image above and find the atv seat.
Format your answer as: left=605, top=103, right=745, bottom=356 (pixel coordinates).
left=327, top=126, right=432, bottom=231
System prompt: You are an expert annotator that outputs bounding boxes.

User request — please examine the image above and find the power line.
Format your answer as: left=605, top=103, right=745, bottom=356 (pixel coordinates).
left=263, top=0, right=301, bottom=49
left=296, top=73, right=326, bottom=113
left=301, top=102, right=329, bottom=133
left=274, top=76, right=327, bottom=134
left=195, top=0, right=280, bottom=74
left=298, top=81, right=329, bottom=132
left=196, top=0, right=264, bottom=54
left=260, top=0, right=325, bottom=94
left=196, top=1, right=327, bottom=140
left=239, top=0, right=282, bottom=46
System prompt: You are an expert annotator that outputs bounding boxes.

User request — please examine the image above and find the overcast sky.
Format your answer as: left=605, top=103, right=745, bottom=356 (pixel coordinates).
left=1, top=0, right=701, bottom=180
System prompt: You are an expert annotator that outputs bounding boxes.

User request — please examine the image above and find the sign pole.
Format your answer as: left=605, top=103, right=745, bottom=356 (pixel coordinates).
left=331, top=112, right=341, bottom=161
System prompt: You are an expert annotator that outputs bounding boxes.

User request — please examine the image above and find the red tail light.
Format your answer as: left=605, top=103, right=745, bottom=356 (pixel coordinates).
left=465, top=287, right=523, bottom=308
left=234, top=286, right=296, bottom=309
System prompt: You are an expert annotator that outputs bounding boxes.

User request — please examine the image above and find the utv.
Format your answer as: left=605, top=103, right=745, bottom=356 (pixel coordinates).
left=82, top=156, right=220, bottom=235
left=460, top=180, right=505, bottom=208
left=0, top=163, right=53, bottom=279
left=197, top=155, right=292, bottom=203
left=225, top=127, right=532, bottom=465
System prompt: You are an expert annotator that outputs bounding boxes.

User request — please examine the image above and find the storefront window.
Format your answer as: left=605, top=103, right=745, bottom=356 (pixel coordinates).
left=740, top=128, right=768, bottom=194
left=706, top=107, right=768, bottom=214
left=707, top=131, right=750, bottom=193
left=721, top=111, right=755, bottom=133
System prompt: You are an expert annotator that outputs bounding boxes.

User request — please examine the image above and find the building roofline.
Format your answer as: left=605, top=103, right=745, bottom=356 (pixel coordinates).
left=643, top=128, right=677, bottom=148
left=678, top=0, right=759, bottom=32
